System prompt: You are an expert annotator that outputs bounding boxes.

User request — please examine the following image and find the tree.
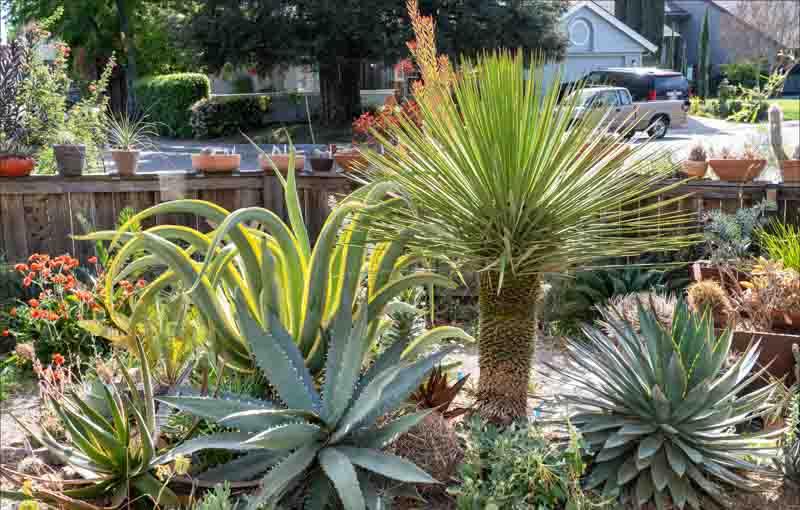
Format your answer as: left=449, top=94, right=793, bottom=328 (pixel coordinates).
left=359, top=2, right=698, bottom=424
left=614, top=0, right=664, bottom=59
left=181, top=0, right=567, bottom=126
left=720, top=0, right=799, bottom=64
left=698, top=7, right=710, bottom=98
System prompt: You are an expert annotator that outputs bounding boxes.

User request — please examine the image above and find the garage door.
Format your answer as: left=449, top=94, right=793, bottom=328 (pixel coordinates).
left=564, top=55, right=627, bottom=82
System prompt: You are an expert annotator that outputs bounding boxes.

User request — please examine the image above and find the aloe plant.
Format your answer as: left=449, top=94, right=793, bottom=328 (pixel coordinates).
left=554, top=301, right=780, bottom=509
left=11, top=339, right=179, bottom=507
left=157, top=285, right=459, bottom=509
left=79, top=150, right=466, bottom=374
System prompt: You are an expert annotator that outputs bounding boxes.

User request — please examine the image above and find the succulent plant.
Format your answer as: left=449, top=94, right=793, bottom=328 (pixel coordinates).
left=554, top=301, right=780, bottom=509
left=157, top=290, right=457, bottom=509
left=80, top=146, right=470, bottom=374
left=607, top=292, right=676, bottom=331
left=11, top=339, right=179, bottom=507
left=410, top=365, right=470, bottom=419
left=686, top=280, right=731, bottom=318
left=687, top=139, right=707, bottom=162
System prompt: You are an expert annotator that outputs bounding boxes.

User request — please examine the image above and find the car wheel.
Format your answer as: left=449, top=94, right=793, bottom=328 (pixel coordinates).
left=648, top=116, right=669, bottom=139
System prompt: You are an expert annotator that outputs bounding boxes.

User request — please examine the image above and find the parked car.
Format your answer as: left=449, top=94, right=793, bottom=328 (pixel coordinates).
left=567, top=86, right=687, bottom=139
left=584, top=68, right=690, bottom=103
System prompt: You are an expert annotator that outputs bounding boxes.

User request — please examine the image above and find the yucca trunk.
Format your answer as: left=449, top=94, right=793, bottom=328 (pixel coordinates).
left=476, top=272, right=540, bottom=424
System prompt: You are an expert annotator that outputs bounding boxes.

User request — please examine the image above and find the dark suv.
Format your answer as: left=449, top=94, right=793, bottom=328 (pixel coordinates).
left=584, top=68, right=690, bottom=102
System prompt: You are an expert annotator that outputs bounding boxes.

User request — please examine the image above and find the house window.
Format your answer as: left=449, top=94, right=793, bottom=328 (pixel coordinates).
left=569, top=19, right=592, bottom=48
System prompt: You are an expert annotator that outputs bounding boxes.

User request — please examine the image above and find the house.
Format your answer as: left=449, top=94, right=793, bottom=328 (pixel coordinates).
left=556, top=1, right=657, bottom=83
left=594, top=0, right=782, bottom=83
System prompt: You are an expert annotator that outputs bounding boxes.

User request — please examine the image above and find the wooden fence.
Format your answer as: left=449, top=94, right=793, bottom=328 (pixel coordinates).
left=0, top=172, right=353, bottom=264
left=1, top=176, right=799, bottom=265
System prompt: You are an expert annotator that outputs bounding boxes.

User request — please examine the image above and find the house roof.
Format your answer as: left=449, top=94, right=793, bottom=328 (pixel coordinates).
left=708, top=0, right=784, bottom=48
left=567, top=1, right=659, bottom=53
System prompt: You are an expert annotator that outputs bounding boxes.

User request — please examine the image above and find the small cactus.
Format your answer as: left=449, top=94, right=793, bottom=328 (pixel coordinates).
left=770, top=104, right=788, bottom=161
left=687, top=280, right=732, bottom=320
left=688, top=139, right=707, bottom=162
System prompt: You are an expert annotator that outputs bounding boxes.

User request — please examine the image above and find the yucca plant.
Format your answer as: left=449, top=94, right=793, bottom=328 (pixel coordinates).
left=553, top=301, right=780, bottom=509
left=758, top=219, right=800, bottom=272
left=79, top=150, right=469, bottom=374
left=156, top=288, right=458, bottom=509
left=357, top=1, right=699, bottom=423
left=9, top=339, right=180, bottom=508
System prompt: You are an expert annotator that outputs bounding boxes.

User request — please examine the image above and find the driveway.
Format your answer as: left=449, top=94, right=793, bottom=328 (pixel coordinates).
left=101, top=117, right=800, bottom=179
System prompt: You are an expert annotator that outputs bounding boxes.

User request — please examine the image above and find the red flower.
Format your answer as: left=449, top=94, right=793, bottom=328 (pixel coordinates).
left=31, top=263, right=43, bottom=272
left=31, top=309, right=41, bottom=319
left=28, top=299, right=40, bottom=308
left=1, top=330, right=9, bottom=337
left=136, top=279, right=146, bottom=288
left=88, top=256, right=98, bottom=264
left=14, top=263, right=28, bottom=273
left=119, top=280, right=133, bottom=290
left=52, top=353, right=65, bottom=366
left=28, top=253, right=40, bottom=262
left=23, top=277, right=32, bottom=288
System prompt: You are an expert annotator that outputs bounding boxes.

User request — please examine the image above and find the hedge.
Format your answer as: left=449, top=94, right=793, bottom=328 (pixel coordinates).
left=134, top=73, right=211, bottom=138
left=190, top=95, right=272, bottom=139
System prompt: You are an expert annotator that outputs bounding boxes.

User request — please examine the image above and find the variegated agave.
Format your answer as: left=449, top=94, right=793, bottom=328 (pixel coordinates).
left=79, top=152, right=469, bottom=374
left=157, top=284, right=458, bottom=509
left=554, top=301, right=780, bottom=509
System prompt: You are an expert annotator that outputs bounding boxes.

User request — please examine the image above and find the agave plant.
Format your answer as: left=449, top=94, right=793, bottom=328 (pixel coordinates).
left=357, top=1, right=699, bottom=423
left=554, top=302, right=780, bottom=509
left=11, top=339, right=179, bottom=508
left=79, top=152, right=469, bottom=374
left=157, top=286, right=459, bottom=509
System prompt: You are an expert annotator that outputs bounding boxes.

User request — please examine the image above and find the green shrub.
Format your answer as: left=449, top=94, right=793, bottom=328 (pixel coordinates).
left=189, top=95, right=271, bottom=139
left=232, top=75, right=254, bottom=94
left=134, top=73, right=210, bottom=138
left=720, top=62, right=763, bottom=88
left=558, top=301, right=779, bottom=509
left=450, top=416, right=608, bottom=509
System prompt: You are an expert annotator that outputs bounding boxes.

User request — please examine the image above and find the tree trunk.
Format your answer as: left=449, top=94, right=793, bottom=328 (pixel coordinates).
left=475, top=272, right=541, bottom=425
left=115, top=0, right=138, bottom=113
left=318, top=59, right=362, bottom=127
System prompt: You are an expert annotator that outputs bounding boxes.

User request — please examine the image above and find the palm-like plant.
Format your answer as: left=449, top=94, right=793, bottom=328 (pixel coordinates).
left=103, top=112, right=158, bottom=151
left=157, top=291, right=454, bottom=509
left=554, top=302, right=779, bottom=509
left=79, top=156, right=470, bottom=374
left=358, top=14, right=699, bottom=422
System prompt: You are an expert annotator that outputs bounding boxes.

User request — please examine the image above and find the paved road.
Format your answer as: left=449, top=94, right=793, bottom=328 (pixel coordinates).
left=101, top=117, right=800, bottom=181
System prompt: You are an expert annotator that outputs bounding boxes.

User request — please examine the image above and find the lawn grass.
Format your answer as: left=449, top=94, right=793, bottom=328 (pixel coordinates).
left=770, top=98, right=800, bottom=121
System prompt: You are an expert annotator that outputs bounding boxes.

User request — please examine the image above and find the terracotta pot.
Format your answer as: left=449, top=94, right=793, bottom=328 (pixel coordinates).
left=0, top=157, right=35, bottom=177
left=53, top=144, right=86, bottom=177
left=309, top=156, right=334, bottom=172
left=780, top=160, right=800, bottom=183
left=682, top=160, right=708, bottom=178
left=334, top=152, right=367, bottom=173
left=772, top=310, right=800, bottom=333
left=730, top=330, right=800, bottom=388
left=191, top=154, right=241, bottom=173
left=259, top=154, right=305, bottom=174
left=111, top=150, right=140, bottom=176
left=691, top=262, right=749, bottom=287
left=708, top=159, right=766, bottom=183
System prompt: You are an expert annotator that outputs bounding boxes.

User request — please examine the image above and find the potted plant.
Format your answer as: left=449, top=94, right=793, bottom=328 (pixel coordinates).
left=0, top=138, right=36, bottom=177
left=333, top=145, right=367, bottom=173
left=104, top=113, right=158, bottom=177
left=769, top=104, right=800, bottom=183
left=259, top=147, right=305, bottom=174
left=308, top=147, right=334, bottom=172
left=52, top=130, right=86, bottom=177
left=683, top=138, right=708, bottom=178
left=191, top=147, right=241, bottom=173
left=708, top=143, right=767, bottom=183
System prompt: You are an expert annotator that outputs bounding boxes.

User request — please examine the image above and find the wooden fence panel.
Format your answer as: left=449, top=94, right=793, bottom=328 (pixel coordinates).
left=0, top=172, right=354, bottom=263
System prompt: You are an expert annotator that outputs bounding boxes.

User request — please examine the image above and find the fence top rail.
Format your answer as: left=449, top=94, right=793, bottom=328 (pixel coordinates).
left=0, top=172, right=353, bottom=195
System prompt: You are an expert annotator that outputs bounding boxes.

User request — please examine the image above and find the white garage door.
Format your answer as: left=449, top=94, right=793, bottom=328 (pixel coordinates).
left=564, top=55, right=627, bottom=82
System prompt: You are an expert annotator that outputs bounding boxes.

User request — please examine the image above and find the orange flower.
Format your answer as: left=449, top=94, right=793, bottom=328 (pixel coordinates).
left=1, top=330, right=9, bottom=337
left=30, top=309, right=41, bottom=319
left=88, top=256, right=98, bottom=264
left=30, top=262, right=43, bottom=271
left=28, top=299, right=40, bottom=308
left=136, top=279, right=146, bottom=288
left=52, top=274, right=67, bottom=284
left=47, top=311, right=59, bottom=321
left=14, top=263, right=28, bottom=273
left=28, top=253, right=40, bottom=262
left=9, top=307, right=17, bottom=317
left=52, top=353, right=65, bottom=366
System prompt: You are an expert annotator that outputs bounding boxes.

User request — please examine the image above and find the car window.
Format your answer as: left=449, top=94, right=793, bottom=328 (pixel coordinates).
left=615, top=90, right=630, bottom=105
left=585, top=71, right=608, bottom=85
left=593, top=91, right=620, bottom=107
left=654, top=76, right=688, bottom=95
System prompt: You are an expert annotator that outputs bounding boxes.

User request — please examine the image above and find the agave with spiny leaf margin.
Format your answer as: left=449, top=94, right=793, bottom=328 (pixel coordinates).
left=551, top=300, right=781, bottom=510
left=156, top=281, right=460, bottom=510
left=76, top=142, right=469, bottom=374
